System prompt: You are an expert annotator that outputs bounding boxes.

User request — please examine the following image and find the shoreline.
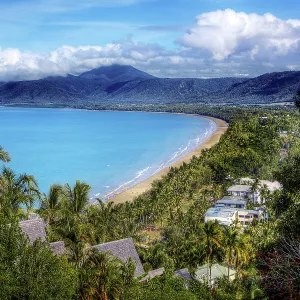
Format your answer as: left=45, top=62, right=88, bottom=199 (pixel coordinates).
left=108, top=116, right=228, bottom=204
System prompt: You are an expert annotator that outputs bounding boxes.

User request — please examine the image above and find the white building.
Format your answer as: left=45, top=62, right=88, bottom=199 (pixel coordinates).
left=204, top=207, right=238, bottom=226
left=204, top=206, right=267, bottom=227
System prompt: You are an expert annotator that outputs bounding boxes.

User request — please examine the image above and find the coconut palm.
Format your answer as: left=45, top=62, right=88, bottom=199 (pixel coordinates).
left=39, top=184, right=63, bottom=225
left=222, top=226, right=250, bottom=279
left=0, top=146, right=10, bottom=163
left=78, top=249, right=124, bottom=300
left=202, top=221, right=221, bottom=286
left=63, top=180, right=91, bottom=215
left=0, top=167, right=40, bottom=217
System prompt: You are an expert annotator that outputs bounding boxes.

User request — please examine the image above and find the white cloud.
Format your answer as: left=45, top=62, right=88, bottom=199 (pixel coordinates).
left=0, top=10, right=300, bottom=81
left=181, top=9, right=300, bottom=61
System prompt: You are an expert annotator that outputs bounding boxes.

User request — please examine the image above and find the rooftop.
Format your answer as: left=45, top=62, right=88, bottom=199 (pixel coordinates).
left=19, top=219, right=46, bottom=243
left=239, top=178, right=281, bottom=191
left=205, top=207, right=236, bottom=218
left=148, top=268, right=165, bottom=279
left=49, top=241, right=65, bottom=255
left=174, top=268, right=192, bottom=281
left=93, top=238, right=145, bottom=277
left=195, top=264, right=236, bottom=282
left=227, top=185, right=252, bottom=193
left=216, top=199, right=246, bottom=206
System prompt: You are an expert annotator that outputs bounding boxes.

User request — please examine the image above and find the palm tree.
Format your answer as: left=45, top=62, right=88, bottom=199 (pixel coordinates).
left=0, top=167, right=40, bottom=217
left=202, top=221, right=221, bottom=286
left=79, top=249, right=124, bottom=300
left=222, top=226, right=244, bottom=279
left=63, top=180, right=91, bottom=215
left=39, top=184, right=63, bottom=225
left=0, top=146, right=10, bottom=163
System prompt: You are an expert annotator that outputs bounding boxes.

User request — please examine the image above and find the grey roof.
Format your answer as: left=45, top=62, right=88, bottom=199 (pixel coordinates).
left=19, top=219, right=46, bottom=243
left=216, top=199, right=246, bottom=206
left=93, top=238, right=145, bottom=277
left=174, top=268, right=192, bottom=281
left=148, top=268, right=165, bottom=279
left=195, top=263, right=236, bottom=282
left=227, top=185, right=252, bottom=193
left=49, top=241, right=65, bottom=255
left=220, top=196, right=245, bottom=201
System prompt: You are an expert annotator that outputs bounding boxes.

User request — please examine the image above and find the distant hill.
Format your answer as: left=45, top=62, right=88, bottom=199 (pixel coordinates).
left=0, top=64, right=299, bottom=106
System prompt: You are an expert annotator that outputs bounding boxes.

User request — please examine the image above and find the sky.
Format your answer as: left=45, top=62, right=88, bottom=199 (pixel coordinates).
left=0, top=0, right=300, bottom=80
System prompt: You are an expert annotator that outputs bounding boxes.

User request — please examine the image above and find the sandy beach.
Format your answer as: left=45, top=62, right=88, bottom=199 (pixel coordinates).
left=108, top=116, right=228, bottom=204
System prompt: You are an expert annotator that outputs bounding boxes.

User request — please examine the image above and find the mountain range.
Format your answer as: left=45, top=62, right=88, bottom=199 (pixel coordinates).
left=0, top=65, right=299, bottom=106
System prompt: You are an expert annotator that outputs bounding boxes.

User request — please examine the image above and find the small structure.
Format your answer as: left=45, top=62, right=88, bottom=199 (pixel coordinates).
left=49, top=241, right=66, bottom=255
left=19, top=219, right=47, bottom=243
left=93, top=238, right=145, bottom=277
left=216, top=196, right=246, bottom=209
left=195, top=264, right=236, bottom=285
left=140, top=267, right=165, bottom=282
left=19, top=219, right=65, bottom=255
left=174, top=268, right=192, bottom=281
left=227, top=185, right=253, bottom=198
left=204, top=207, right=238, bottom=226
left=237, top=209, right=265, bottom=226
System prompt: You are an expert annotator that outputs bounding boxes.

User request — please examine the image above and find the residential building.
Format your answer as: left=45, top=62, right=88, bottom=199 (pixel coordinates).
left=204, top=207, right=238, bottom=226
left=19, top=219, right=65, bottom=255
left=216, top=196, right=246, bottom=208
left=227, top=184, right=255, bottom=200
left=93, top=237, right=145, bottom=277
left=194, top=264, right=236, bottom=285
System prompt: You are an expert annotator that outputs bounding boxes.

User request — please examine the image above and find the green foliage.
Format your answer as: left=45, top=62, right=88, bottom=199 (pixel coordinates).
left=0, top=215, right=77, bottom=300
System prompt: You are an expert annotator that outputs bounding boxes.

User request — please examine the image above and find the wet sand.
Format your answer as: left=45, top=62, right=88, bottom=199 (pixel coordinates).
left=109, top=116, right=228, bottom=204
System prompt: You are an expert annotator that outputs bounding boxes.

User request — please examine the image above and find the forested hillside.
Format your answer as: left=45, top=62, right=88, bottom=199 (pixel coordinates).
left=0, top=65, right=299, bottom=106
left=1, top=106, right=300, bottom=299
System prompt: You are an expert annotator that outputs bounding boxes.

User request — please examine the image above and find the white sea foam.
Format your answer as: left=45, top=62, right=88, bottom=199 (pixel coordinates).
left=91, top=120, right=218, bottom=202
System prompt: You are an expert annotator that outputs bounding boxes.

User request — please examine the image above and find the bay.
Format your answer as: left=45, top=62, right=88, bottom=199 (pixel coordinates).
left=0, top=107, right=216, bottom=201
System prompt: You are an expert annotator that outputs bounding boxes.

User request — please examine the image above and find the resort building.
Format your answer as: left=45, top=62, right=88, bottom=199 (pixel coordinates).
left=237, top=209, right=265, bottom=226
left=227, top=184, right=256, bottom=201
left=216, top=196, right=246, bottom=208
left=204, top=205, right=267, bottom=227
left=204, top=207, right=238, bottom=226
left=19, top=219, right=65, bottom=255
left=93, top=237, right=145, bottom=277
left=194, top=264, right=236, bottom=285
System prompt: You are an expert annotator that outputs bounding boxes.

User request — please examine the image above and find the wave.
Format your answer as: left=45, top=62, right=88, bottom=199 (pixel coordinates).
left=90, top=121, right=217, bottom=203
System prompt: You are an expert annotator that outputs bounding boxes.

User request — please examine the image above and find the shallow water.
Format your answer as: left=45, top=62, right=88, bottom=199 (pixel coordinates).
left=0, top=107, right=216, bottom=201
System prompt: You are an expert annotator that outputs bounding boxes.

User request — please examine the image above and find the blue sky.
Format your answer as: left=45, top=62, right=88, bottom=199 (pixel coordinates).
left=0, top=0, right=300, bottom=80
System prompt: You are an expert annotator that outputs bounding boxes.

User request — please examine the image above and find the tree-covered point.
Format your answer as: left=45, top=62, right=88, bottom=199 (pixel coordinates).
left=1, top=105, right=300, bottom=299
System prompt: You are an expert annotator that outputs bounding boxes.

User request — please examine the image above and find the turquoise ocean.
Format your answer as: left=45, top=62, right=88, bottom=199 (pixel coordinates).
left=0, top=107, right=217, bottom=202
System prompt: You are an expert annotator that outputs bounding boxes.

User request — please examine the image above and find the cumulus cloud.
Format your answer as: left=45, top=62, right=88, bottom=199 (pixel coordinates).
left=0, top=10, right=300, bottom=81
left=181, top=9, right=300, bottom=61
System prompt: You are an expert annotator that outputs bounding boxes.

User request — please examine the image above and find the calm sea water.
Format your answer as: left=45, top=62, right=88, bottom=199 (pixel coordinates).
left=0, top=107, right=216, bottom=201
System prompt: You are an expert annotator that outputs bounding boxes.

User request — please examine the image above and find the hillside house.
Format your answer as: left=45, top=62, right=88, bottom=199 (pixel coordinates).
left=19, top=219, right=65, bottom=255
left=93, top=238, right=145, bottom=277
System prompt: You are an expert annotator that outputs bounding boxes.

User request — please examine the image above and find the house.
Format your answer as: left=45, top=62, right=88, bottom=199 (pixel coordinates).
left=174, top=268, right=192, bottom=281
left=216, top=196, right=246, bottom=209
left=239, top=178, right=281, bottom=193
left=19, top=219, right=47, bottom=243
left=194, top=264, right=236, bottom=285
left=93, top=238, right=145, bottom=277
left=227, top=185, right=255, bottom=200
left=19, top=219, right=65, bottom=255
left=237, top=209, right=265, bottom=226
left=204, top=207, right=238, bottom=226
left=140, top=267, right=165, bottom=282
left=49, top=241, right=66, bottom=255
left=204, top=206, right=267, bottom=227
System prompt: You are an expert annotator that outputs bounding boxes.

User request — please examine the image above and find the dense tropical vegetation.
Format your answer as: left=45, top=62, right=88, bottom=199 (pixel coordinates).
left=1, top=104, right=300, bottom=299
